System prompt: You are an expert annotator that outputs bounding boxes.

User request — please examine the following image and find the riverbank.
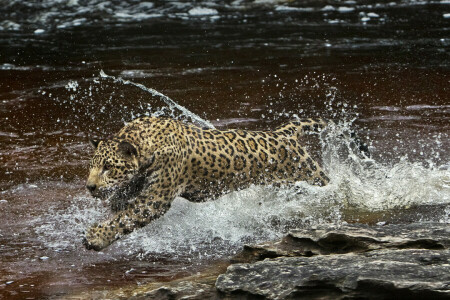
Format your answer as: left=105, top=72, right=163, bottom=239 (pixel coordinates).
left=68, top=222, right=450, bottom=299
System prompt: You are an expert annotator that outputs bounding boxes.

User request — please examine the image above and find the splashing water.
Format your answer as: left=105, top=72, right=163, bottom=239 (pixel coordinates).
left=31, top=118, right=450, bottom=260
left=33, top=194, right=108, bottom=251
left=28, top=74, right=450, bottom=261
left=320, top=122, right=450, bottom=212
left=99, top=70, right=215, bottom=129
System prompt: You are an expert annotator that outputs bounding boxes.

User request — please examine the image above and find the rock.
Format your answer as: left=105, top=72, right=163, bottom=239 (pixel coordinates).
left=217, top=223, right=450, bottom=299
left=130, top=281, right=218, bottom=300
left=69, top=264, right=226, bottom=300
left=69, top=223, right=450, bottom=299
left=232, top=223, right=449, bottom=263
left=217, top=249, right=450, bottom=299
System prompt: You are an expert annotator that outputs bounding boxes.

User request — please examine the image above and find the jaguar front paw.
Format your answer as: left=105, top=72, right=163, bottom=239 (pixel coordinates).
left=83, top=224, right=117, bottom=251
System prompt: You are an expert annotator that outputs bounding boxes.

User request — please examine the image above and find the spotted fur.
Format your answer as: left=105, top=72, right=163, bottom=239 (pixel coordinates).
left=83, top=117, right=330, bottom=250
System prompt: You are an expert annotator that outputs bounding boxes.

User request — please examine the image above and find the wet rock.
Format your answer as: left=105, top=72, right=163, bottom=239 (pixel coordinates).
left=217, top=249, right=450, bottom=299
left=130, top=281, right=218, bottom=300
left=70, top=223, right=450, bottom=299
left=232, top=222, right=449, bottom=263
left=218, top=223, right=450, bottom=299
left=70, top=265, right=226, bottom=300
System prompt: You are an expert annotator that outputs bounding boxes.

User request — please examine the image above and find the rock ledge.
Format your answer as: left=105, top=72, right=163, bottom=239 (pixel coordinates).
left=72, top=223, right=450, bottom=299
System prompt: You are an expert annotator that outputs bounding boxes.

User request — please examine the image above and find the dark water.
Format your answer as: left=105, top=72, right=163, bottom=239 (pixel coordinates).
left=1, top=0, right=449, bottom=298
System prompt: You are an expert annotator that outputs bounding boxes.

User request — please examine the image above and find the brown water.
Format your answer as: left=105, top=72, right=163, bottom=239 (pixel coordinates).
left=1, top=0, right=449, bottom=298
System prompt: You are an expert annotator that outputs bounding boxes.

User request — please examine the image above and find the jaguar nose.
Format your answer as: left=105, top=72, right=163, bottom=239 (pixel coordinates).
left=86, top=184, right=97, bottom=193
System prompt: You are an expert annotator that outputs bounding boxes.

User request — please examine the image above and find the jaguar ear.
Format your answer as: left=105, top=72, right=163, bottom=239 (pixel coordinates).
left=118, top=141, right=138, bottom=158
left=89, top=139, right=100, bottom=149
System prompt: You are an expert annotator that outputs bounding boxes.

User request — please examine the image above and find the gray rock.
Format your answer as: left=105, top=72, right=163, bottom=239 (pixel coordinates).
left=70, top=223, right=450, bottom=299
left=217, top=249, right=450, bottom=299
left=131, top=281, right=219, bottom=300
left=218, top=223, right=450, bottom=299
left=232, top=223, right=449, bottom=263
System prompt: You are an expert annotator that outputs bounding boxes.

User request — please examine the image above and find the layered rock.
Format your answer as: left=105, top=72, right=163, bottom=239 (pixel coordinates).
left=71, top=223, right=450, bottom=299
left=217, top=223, right=449, bottom=299
left=231, top=222, right=449, bottom=263
left=217, top=249, right=450, bottom=299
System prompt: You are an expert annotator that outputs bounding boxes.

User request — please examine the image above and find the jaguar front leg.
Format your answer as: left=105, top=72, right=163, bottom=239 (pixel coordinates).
left=83, top=179, right=177, bottom=251
left=84, top=139, right=186, bottom=251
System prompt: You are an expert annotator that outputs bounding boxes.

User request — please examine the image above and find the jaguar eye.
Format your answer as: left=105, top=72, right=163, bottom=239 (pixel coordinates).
left=102, top=164, right=111, bottom=174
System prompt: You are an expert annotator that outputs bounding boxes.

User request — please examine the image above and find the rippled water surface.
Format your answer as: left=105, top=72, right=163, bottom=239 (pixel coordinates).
left=1, top=0, right=449, bottom=298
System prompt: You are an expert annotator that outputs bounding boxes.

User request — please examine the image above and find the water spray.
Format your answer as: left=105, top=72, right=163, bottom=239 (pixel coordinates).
left=99, top=70, right=215, bottom=129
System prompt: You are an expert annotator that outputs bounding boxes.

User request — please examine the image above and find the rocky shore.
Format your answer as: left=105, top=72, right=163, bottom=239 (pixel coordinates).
left=71, top=223, right=449, bottom=299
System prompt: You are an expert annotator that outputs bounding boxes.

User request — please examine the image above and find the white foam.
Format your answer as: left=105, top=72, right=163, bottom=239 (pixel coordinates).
left=56, top=18, right=87, bottom=29
left=321, top=5, right=336, bottom=11
left=2, top=0, right=447, bottom=31
left=320, top=122, right=450, bottom=211
left=338, top=6, right=355, bottom=12
left=253, top=0, right=284, bottom=4
left=137, top=2, right=155, bottom=10
left=327, top=19, right=342, bottom=24
left=275, top=6, right=314, bottom=12
left=0, top=20, right=21, bottom=31
left=0, top=63, right=23, bottom=70
left=372, top=106, right=401, bottom=111
left=406, top=104, right=450, bottom=110
left=114, top=12, right=161, bottom=20
left=188, top=7, right=219, bottom=16
left=67, top=0, right=79, bottom=6
left=116, top=182, right=342, bottom=257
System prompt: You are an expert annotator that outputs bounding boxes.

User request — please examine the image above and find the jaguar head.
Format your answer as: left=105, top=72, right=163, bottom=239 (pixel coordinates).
left=86, top=139, right=139, bottom=199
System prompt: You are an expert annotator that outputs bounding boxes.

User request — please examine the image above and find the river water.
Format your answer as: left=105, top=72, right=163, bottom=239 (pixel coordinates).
left=1, top=0, right=449, bottom=298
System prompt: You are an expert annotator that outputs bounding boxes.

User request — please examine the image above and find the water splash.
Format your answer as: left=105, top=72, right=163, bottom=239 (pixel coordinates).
left=33, top=195, right=108, bottom=251
left=31, top=120, right=450, bottom=260
left=27, top=70, right=449, bottom=260
left=99, top=70, right=215, bottom=129
left=320, top=122, right=450, bottom=211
